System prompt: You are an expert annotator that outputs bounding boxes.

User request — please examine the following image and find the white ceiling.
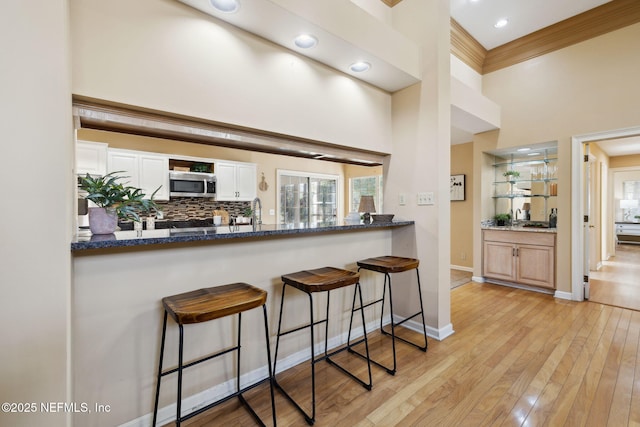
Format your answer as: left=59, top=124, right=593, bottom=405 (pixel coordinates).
left=595, top=136, right=640, bottom=157
left=450, top=0, right=612, bottom=50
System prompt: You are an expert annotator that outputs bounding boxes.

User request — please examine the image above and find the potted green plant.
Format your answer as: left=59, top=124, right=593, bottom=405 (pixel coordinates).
left=79, top=171, right=160, bottom=234
left=494, top=213, right=511, bottom=226
left=503, top=170, right=520, bottom=182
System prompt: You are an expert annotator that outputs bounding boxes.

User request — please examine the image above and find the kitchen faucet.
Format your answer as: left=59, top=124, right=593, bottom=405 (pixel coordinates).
left=515, top=208, right=522, bottom=222
left=251, top=197, right=262, bottom=231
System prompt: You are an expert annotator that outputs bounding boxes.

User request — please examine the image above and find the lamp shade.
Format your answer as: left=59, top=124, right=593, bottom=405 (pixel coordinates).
left=358, top=195, right=376, bottom=213
left=620, top=199, right=639, bottom=209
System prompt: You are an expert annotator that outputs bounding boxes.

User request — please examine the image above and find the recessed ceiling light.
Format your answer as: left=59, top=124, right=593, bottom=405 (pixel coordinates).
left=294, top=34, right=318, bottom=49
left=494, top=18, right=509, bottom=28
left=350, top=62, right=371, bottom=73
left=209, top=0, right=240, bottom=13
left=527, top=152, right=541, bottom=156
left=517, top=148, right=531, bottom=152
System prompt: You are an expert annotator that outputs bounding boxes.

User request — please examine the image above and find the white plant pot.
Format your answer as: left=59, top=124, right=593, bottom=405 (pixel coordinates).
left=88, top=207, right=118, bottom=235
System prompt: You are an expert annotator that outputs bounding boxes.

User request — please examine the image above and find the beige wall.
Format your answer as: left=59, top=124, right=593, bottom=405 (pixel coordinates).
left=610, top=154, right=640, bottom=169
left=70, top=0, right=392, bottom=155
left=0, top=2, right=72, bottom=427
left=451, top=142, right=473, bottom=269
left=475, top=22, right=640, bottom=292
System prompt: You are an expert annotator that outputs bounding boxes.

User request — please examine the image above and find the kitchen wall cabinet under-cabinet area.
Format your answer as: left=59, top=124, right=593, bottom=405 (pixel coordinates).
left=483, top=229, right=556, bottom=290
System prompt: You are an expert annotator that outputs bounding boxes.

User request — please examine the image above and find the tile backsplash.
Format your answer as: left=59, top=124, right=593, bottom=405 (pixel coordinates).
left=154, top=198, right=251, bottom=221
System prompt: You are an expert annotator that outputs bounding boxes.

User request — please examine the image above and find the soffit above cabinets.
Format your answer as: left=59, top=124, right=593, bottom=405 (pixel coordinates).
left=72, top=99, right=386, bottom=166
left=176, top=0, right=421, bottom=93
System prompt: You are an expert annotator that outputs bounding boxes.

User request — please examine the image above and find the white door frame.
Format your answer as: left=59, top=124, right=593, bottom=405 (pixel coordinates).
left=571, top=125, right=640, bottom=301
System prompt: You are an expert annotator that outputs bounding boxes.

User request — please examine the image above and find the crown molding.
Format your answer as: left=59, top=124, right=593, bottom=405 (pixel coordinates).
left=483, top=0, right=640, bottom=74
left=450, top=0, right=640, bottom=75
left=380, top=0, right=403, bottom=7
left=450, top=18, right=487, bottom=75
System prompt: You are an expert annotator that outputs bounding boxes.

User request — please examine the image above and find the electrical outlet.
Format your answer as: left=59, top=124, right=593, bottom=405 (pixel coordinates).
left=461, top=252, right=466, bottom=260
left=269, top=209, right=275, bottom=216
left=399, top=193, right=406, bottom=205
left=417, top=192, right=434, bottom=205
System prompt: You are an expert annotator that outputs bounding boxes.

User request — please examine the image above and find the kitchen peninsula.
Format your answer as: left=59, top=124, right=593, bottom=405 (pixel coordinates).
left=71, top=219, right=415, bottom=425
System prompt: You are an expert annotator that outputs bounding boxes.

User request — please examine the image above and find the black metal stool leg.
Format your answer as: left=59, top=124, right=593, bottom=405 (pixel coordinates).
left=415, top=268, right=428, bottom=351
left=262, top=304, right=277, bottom=427
left=152, top=311, right=168, bottom=427
left=383, top=273, right=398, bottom=374
left=273, top=283, right=287, bottom=376
left=176, top=324, right=184, bottom=426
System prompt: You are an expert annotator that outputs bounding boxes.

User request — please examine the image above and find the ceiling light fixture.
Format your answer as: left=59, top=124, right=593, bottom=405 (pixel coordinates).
left=294, top=34, right=318, bottom=49
left=349, top=62, right=371, bottom=73
left=527, top=152, right=541, bottom=156
left=517, top=147, right=531, bottom=152
left=209, top=0, right=240, bottom=13
left=494, top=18, right=509, bottom=28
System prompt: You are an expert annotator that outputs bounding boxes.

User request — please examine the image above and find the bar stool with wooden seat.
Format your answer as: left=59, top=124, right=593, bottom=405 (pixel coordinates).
left=152, top=283, right=276, bottom=427
left=273, top=267, right=372, bottom=425
left=350, top=256, right=428, bottom=375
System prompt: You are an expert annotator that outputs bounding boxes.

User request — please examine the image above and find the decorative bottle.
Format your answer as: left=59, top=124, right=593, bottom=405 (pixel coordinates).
left=549, top=208, right=557, bottom=228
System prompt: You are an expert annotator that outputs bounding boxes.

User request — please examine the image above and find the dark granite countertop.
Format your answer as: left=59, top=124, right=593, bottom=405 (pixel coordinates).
left=71, top=220, right=415, bottom=252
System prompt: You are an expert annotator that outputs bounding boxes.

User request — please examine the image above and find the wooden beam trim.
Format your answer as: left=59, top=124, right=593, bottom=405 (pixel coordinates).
left=380, top=0, right=403, bottom=7
left=483, top=0, right=640, bottom=74
left=450, top=18, right=487, bottom=74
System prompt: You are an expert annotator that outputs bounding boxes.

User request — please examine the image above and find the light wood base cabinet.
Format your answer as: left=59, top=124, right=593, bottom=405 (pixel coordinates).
left=483, top=229, right=556, bottom=289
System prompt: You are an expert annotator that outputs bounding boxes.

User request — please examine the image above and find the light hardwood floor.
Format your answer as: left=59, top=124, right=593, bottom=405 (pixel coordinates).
left=178, top=282, right=640, bottom=427
left=590, top=244, right=640, bottom=311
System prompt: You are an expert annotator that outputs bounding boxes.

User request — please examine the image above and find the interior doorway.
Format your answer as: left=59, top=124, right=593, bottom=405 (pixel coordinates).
left=571, top=125, right=640, bottom=301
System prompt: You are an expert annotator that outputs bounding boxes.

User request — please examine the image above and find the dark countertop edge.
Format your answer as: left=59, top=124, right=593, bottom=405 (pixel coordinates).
left=482, top=225, right=557, bottom=233
left=71, top=221, right=415, bottom=252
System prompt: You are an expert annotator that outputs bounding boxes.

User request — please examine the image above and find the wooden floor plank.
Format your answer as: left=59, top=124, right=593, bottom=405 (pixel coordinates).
left=174, top=281, right=640, bottom=427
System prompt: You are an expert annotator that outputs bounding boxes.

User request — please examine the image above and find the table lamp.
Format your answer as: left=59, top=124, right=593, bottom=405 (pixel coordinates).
left=358, top=195, right=376, bottom=224
left=620, top=199, right=639, bottom=221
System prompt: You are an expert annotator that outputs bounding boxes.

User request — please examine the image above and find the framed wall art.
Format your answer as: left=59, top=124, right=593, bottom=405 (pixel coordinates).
left=450, top=174, right=465, bottom=201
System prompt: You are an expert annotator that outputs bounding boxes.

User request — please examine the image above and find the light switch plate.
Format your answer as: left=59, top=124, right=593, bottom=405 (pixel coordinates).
left=399, top=193, right=406, bottom=205
left=417, top=192, right=434, bottom=205
left=269, top=209, right=275, bottom=215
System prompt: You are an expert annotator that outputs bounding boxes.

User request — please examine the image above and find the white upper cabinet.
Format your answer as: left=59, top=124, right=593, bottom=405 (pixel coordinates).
left=107, top=148, right=169, bottom=200
left=76, top=141, right=107, bottom=176
left=216, top=161, right=257, bottom=201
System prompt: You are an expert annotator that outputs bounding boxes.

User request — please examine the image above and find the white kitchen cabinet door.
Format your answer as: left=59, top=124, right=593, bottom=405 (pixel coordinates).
left=139, top=154, right=169, bottom=200
left=107, top=149, right=140, bottom=188
left=76, top=141, right=107, bottom=176
left=108, top=149, right=169, bottom=200
left=216, top=161, right=257, bottom=201
left=236, top=163, right=257, bottom=201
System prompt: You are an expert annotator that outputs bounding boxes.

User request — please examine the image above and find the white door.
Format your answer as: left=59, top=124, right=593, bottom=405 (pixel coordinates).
left=583, top=145, right=595, bottom=300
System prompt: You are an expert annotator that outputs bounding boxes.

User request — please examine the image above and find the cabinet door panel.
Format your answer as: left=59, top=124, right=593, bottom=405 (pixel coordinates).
left=107, top=151, right=139, bottom=188
left=139, top=154, right=169, bottom=200
left=483, top=241, right=516, bottom=281
left=236, top=163, right=256, bottom=201
left=216, top=162, right=237, bottom=201
left=516, top=244, right=554, bottom=288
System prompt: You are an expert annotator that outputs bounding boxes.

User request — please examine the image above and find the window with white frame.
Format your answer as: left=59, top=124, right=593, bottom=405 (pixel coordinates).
left=277, top=170, right=340, bottom=226
left=349, top=175, right=383, bottom=214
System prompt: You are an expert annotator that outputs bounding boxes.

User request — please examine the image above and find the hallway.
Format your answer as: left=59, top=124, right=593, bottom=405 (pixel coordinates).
left=590, top=244, right=640, bottom=311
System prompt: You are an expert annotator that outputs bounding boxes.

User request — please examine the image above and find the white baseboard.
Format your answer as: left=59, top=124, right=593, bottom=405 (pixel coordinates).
left=472, top=276, right=485, bottom=283
left=450, top=265, right=473, bottom=272
left=554, top=290, right=574, bottom=301
left=392, top=314, right=455, bottom=341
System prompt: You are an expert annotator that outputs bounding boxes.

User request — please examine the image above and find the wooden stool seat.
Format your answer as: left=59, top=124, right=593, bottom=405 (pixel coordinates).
left=281, top=267, right=360, bottom=293
left=356, top=256, right=419, bottom=274
left=162, top=283, right=267, bottom=324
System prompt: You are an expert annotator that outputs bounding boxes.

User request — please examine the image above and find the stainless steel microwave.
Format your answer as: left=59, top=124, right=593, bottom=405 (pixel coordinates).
left=169, top=171, right=216, bottom=198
